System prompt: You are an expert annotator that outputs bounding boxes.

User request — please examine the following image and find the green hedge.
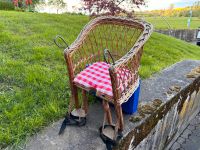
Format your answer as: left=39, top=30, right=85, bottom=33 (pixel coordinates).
left=0, top=1, right=15, bottom=10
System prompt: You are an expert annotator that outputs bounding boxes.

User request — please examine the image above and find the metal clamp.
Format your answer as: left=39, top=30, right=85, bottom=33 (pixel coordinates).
left=104, top=49, right=115, bottom=65
left=54, top=35, right=69, bottom=49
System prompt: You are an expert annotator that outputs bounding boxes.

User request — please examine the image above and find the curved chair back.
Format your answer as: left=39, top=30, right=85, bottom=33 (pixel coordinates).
left=64, top=16, right=153, bottom=103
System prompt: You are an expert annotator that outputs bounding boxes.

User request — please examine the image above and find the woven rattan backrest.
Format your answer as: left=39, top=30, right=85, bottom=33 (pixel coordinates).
left=66, top=16, right=151, bottom=76
left=65, top=16, right=153, bottom=103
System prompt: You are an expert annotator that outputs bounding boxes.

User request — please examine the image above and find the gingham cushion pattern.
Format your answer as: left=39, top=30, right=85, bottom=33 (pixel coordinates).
left=73, top=62, right=131, bottom=99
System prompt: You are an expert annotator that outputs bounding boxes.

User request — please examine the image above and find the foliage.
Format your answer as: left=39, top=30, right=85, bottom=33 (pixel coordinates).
left=48, top=0, right=66, bottom=14
left=0, top=0, right=14, bottom=10
left=82, top=0, right=145, bottom=17
left=193, top=1, right=200, bottom=7
left=13, top=0, right=41, bottom=11
left=145, top=5, right=200, bottom=18
left=0, top=10, right=200, bottom=148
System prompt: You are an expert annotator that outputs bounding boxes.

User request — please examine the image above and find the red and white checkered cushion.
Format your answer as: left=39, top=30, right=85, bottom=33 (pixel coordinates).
left=73, top=62, right=131, bottom=99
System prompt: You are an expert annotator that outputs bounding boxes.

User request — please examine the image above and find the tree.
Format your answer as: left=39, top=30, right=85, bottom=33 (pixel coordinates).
left=13, top=0, right=23, bottom=8
left=169, top=3, right=174, bottom=10
left=193, top=1, right=200, bottom=9
left=48, top=0, right=66, bottom=14
left=82, top=0, right=145, bottom=17
left=13, top=0, right=41, bottom=9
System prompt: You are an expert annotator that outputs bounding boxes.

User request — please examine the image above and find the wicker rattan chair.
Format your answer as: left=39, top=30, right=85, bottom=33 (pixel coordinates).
left=59, top=16, right=153, bottom=143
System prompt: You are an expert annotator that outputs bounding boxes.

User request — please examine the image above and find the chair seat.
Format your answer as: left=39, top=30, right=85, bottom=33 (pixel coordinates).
left=73, top=62, right=130, bottom=101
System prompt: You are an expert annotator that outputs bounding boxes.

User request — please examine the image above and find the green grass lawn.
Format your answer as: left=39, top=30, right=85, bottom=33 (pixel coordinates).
left=0, top=11, right=200, bottom=148
left=145, top=17, right=200, bottom=29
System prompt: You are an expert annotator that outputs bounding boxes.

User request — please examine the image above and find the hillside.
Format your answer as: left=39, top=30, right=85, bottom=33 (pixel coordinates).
left=146, top=17, right=200, bottom=29
left=0, top=11, right=200, bottom=148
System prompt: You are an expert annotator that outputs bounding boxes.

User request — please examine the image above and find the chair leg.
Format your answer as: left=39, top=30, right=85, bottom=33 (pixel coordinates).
left=72, top=85, right=79, bottom=109
left=82, top=89, right=88, bottom=114
left=118, top=105, right=124, bottom=131
left=114, top=104, right=124, bottom=131
left=102, top=100, right=113, bottom=125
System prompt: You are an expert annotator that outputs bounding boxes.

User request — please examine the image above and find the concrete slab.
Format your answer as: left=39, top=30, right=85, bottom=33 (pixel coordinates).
left=171, top=112, right=200, bottom=150
left=25, top=60, right=200, bottom=150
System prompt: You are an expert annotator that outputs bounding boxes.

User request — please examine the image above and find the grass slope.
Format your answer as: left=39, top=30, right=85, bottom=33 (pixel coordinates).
left=141, top=32, right=200, bottom=77
left=0, top=11, right=200, bottom=148
left=146, top=17, right=200, bottom=29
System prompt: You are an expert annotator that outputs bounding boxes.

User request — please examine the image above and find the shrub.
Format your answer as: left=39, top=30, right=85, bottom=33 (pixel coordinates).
left=192, top=9, right=200, bottom=17
left=0, top=0, right=15, bottom=10
left=15, top=7, right=25, bottom=12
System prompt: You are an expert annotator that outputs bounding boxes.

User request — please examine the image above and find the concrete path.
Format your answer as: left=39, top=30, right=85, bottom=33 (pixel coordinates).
left=170, top=112, right=200, bottom=150
left=25, top=60, right=200, bottom=150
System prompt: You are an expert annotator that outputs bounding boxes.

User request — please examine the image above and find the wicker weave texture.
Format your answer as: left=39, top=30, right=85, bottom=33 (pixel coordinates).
left=64, top=16, right=153, bottom=104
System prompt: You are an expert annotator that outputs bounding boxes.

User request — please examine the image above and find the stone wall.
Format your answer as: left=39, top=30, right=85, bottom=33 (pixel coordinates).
left=116, top=66, right=200, bottom=150
left=156, top=29, right=198, bottom=42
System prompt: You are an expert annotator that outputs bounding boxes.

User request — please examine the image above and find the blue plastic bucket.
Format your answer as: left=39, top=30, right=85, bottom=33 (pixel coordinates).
left=122, top=81, right=140, bottom=114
